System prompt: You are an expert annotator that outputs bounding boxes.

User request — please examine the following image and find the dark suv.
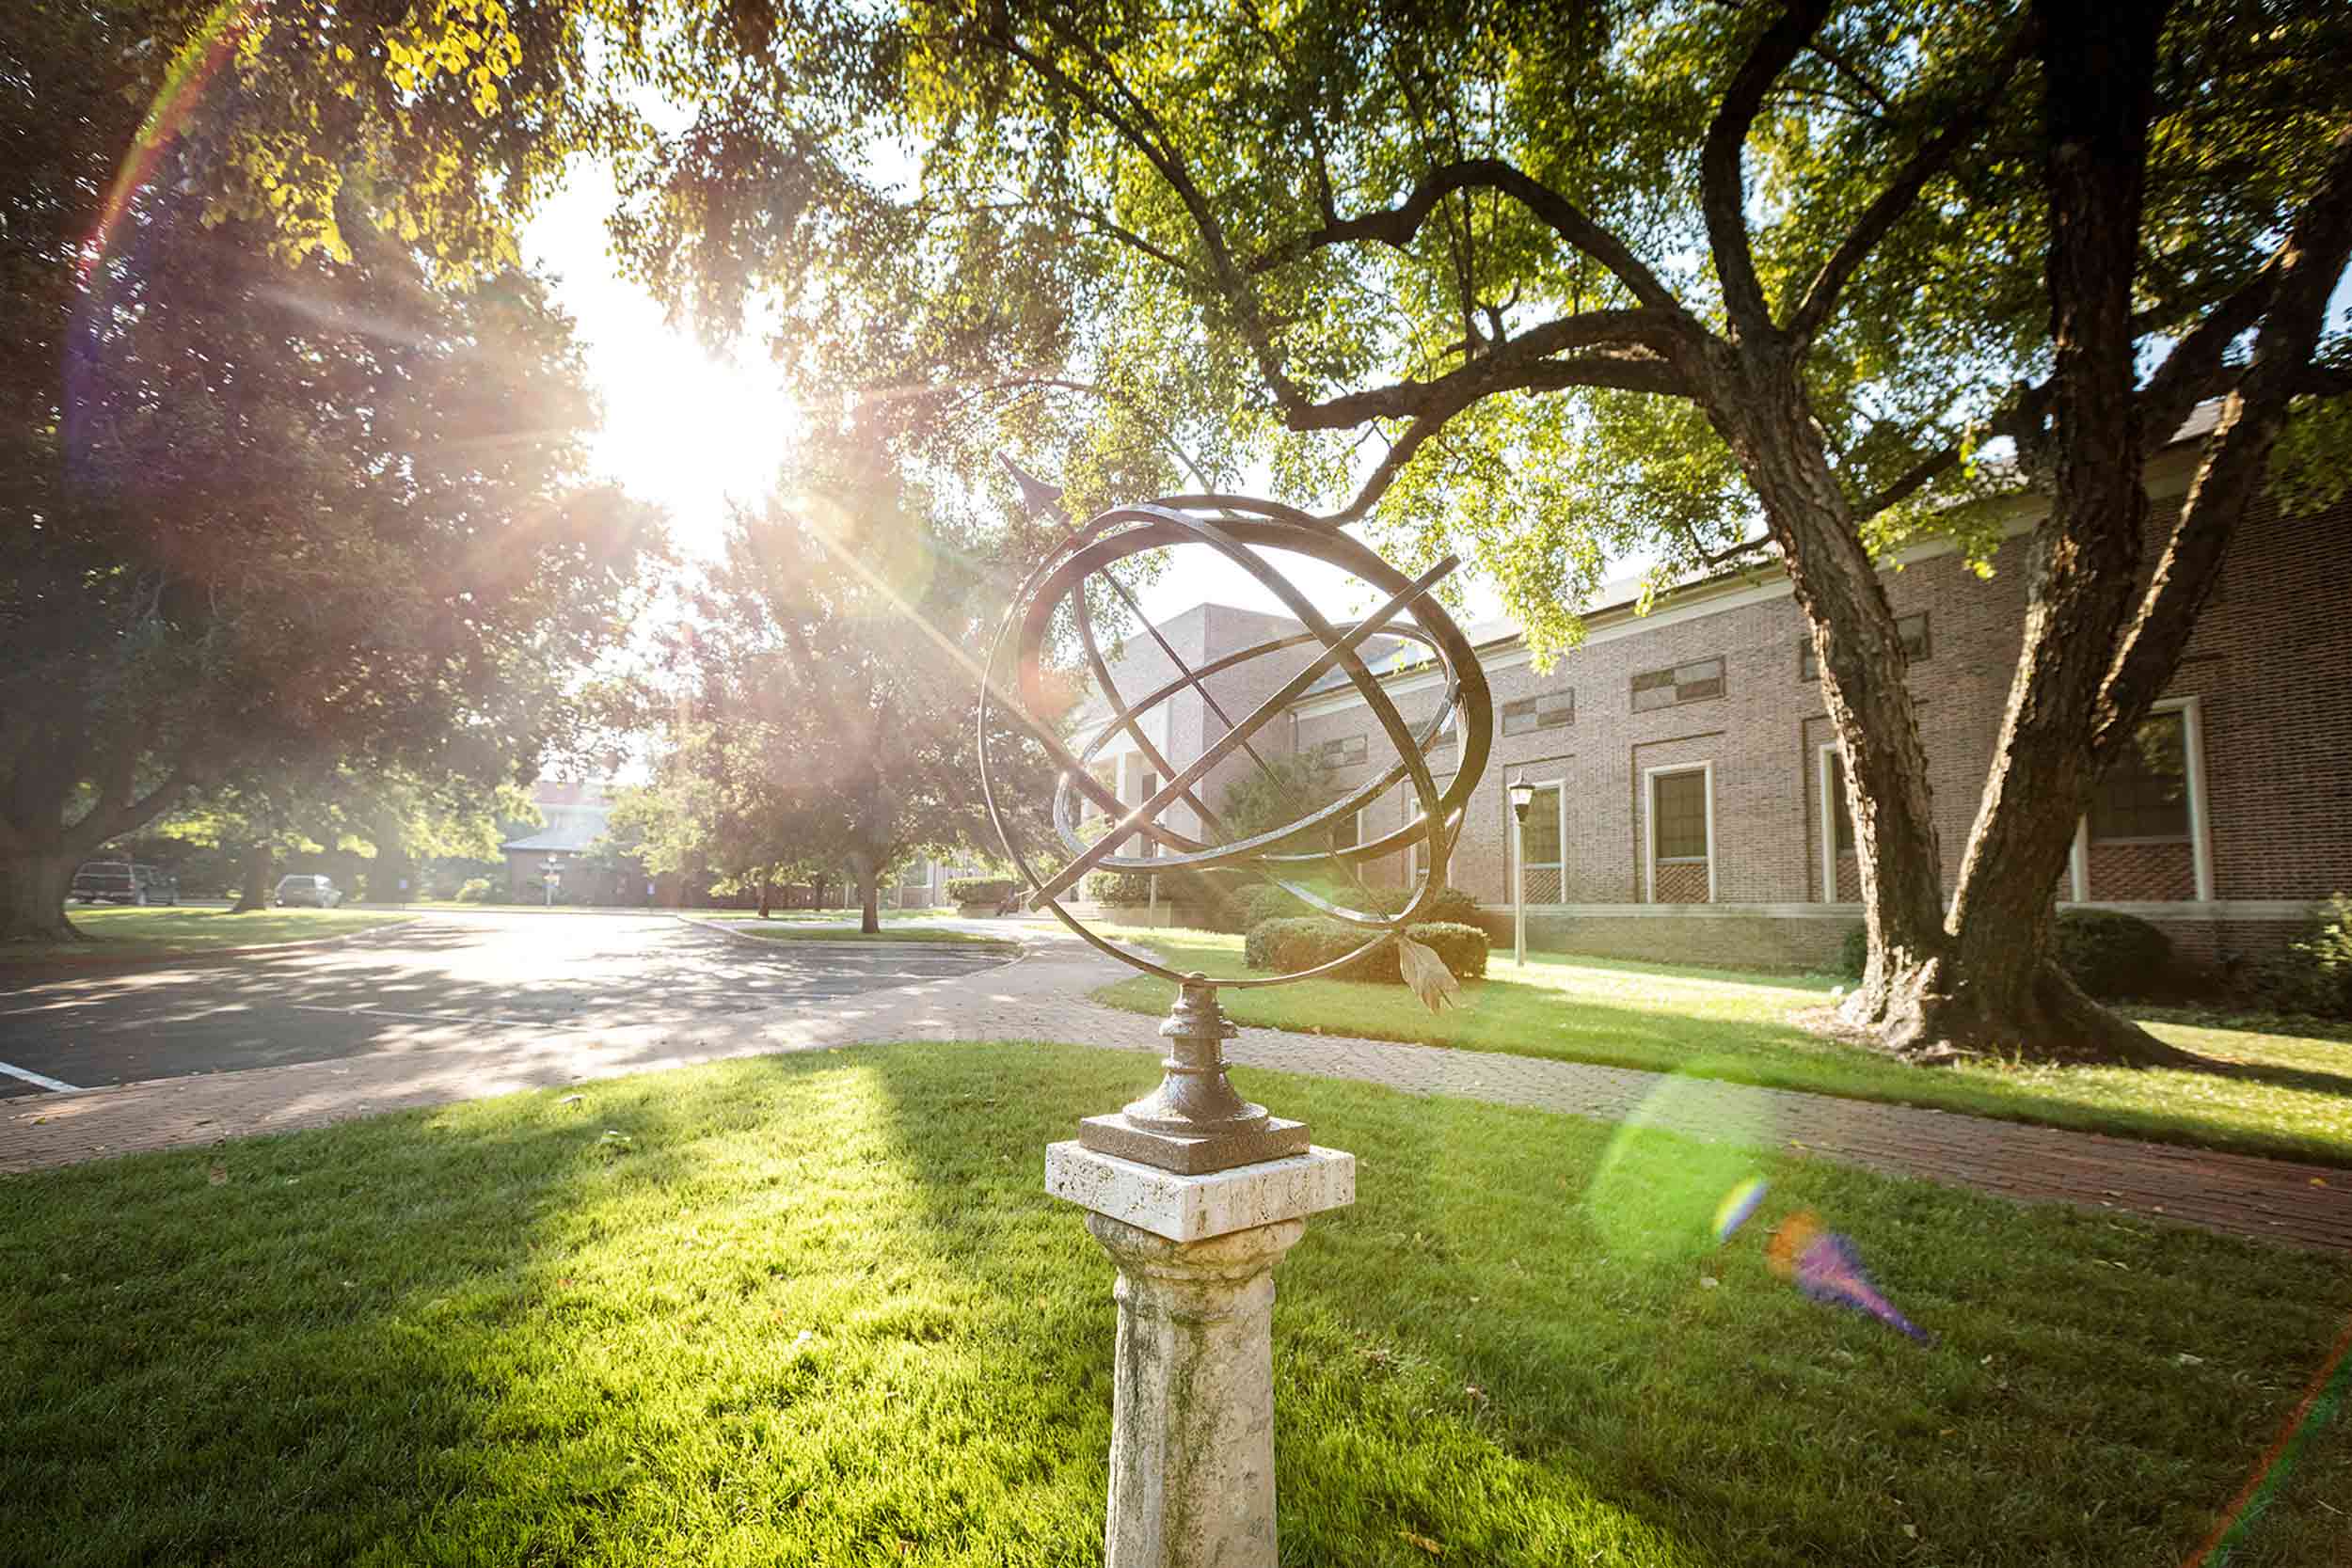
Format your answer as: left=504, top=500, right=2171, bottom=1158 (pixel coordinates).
left=71, top=861, right=178, bottom=906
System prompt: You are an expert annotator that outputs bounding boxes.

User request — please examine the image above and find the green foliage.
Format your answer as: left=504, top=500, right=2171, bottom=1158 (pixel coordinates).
left=2244, top=895, right=2352, bottom=1019
left=1244, top=917, right=1487, bottom=984
left=2053, top=911, right=2176, bottom=1000
left=457, top=878, right=495, bottom=905
left=947, top=878, right=1015, bottom=906
left=1840, top=925, right=1870, bottom=980
left=1216, top=757, right=1345, bottom=854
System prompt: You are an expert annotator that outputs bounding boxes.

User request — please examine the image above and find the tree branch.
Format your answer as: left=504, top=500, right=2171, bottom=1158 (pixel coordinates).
left=1248, top=155, right=1683, bottom=314
left=2137, top=261, right=2286, bottom=451
left=1851, top=378, right=2055, bottom=519
left=1701, top=0, right=1836, bottom=340
left=1312, top=349, right=1691, bottom=524
left=1786, top=16, right=2041, bottom=344
left=2096, top=121, right=2352, bottom=759
left=1281, top=309, right=1693, bottom=431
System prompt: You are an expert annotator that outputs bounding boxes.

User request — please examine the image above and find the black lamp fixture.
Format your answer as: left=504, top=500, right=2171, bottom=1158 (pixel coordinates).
left=1509, top=775, right=1534, bottom=824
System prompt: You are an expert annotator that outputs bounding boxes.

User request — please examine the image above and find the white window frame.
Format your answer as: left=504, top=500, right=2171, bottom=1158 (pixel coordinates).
left=1816, top=742, right=1852, bottom=905
left=2073, top=694, right=2212, bottom=901
left=1404, top=780, right=1456, bottom=887
left=1515, top=775, right=1566, bottom=905
left=1644, top=761, right=1717, bottom=904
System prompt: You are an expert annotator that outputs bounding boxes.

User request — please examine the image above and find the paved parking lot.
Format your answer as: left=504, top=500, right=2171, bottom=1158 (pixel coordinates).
left=0, top=911, right=1011, bottom=1096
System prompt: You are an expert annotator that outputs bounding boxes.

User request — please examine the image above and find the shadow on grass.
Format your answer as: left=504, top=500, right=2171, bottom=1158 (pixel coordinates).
left=7, top=1044, right=2352, bottom=1566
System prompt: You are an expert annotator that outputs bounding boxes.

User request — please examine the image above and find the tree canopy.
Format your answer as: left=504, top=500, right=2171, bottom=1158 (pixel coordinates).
left=625, top=451, right=1056, bottom=931
left=0, top=0, right=660, bottom=939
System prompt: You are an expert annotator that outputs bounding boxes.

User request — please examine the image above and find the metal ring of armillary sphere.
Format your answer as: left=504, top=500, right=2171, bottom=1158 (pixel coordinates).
left=977, top=492, right=1494, bottom=990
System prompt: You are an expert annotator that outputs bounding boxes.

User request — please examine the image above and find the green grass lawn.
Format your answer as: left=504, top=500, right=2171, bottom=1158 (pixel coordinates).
left=686, top=918, right=1022, bottom=951
left=4, top=1042, right=2347, bottom=1566
left=8, top=905, right=418, bottom=963
left=1096, top=931, right=2352, bottom=1167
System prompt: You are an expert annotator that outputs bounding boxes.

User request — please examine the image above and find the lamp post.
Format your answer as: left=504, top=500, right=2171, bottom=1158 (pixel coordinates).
left=1509, top=776, right=1534, bottom=969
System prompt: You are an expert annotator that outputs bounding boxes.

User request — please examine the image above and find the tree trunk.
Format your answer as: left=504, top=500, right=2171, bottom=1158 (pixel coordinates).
left=853, top=860, right=882, bottom=935
left=0, top=849, right=83, bottom=943
left=756, top=873, right=773, bottom=919
left=1851, top=0, right=2190, bottom=1067
left=229, top=846, right=274, bottom=912
left=1696, top=341, right=1958, bottom=1050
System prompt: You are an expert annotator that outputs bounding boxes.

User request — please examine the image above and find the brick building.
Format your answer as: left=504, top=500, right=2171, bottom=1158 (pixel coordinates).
left=1072, top=441, right=2351, bottom=972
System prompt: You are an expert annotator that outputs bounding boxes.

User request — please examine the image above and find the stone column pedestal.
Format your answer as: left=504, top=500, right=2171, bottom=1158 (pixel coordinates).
left=1047, top=1141, right=1355, bottom=1568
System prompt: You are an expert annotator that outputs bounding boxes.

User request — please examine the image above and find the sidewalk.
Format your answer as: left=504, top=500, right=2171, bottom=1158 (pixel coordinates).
left=5, top=929, right=2347, bottom=1252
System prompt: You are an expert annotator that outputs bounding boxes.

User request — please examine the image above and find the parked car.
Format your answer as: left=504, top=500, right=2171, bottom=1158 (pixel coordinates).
left=274, top=874, right=342, bottom=909
left=71, top=861, right=178, bottom=906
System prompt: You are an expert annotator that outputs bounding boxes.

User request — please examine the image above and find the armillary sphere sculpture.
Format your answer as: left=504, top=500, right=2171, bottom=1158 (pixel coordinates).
left=979, top=469, right=1493, bottom=1174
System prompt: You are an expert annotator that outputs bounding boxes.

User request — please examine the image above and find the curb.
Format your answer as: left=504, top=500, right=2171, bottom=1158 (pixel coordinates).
left=0, top=916, right=426, bottom=978
left=673, top=913, right=1033, bottom=960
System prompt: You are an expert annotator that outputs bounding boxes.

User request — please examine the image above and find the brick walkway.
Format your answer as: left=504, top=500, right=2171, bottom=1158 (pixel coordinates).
left=4, top=924, right=2347, bottom=1252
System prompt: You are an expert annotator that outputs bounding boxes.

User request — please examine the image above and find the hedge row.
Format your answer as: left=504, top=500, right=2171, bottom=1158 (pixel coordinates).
left=1243, top=916, right=1489, bottom=984
left=946, top=878, right=1016, bottom=905
left=1235, top=882, right=1483, bottom=929
left=1838, top=908, right=2175, bottom=999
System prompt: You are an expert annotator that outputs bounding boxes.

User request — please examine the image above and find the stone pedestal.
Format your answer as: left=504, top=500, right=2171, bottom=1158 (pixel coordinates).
left=1048, top=1142, right=1356, bottom=1568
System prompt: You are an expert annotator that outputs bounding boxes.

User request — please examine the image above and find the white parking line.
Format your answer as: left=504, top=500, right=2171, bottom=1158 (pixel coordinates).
left=0, top=1060, right=81, bottom=1093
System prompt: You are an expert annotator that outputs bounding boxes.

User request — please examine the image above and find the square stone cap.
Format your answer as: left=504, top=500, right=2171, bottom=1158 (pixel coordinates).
left=1046, top=1140, right=1356, bottom=1243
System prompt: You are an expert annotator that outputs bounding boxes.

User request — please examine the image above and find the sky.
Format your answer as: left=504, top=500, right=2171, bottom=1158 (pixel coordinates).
left=519, top=162, right=1510, bottom=631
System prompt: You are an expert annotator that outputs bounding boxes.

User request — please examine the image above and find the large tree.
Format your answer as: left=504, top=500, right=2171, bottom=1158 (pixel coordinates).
left=0, top=2, right=657, bottom=941
left=93, top=1, right=2352, bottom=1057
left=585, top=0, right=2352, bottom=1063
left=631, top=455, right=1056, bottom=933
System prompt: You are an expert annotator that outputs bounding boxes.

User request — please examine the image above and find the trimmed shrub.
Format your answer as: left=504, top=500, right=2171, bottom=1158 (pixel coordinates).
left=2052, top=909, right=2173, bottom=999
left=1233, top=881, right=1477, bottom=928
left=2245, top=894, right=2352, bottom=1019
left=947, top=878, right=1016, bottom=906
left=1243, top=916, right=1488, bottom=984
left=456, top=878, right=494, bottom=904
left=1839, top=924, right=1868, bottom=979
left=1407, top=921, right=1490, bottom=980
left=1237, top=884, right=1312, bottom=927
left=1080, top=871, right=1152, bottom=905
left=1408, top=885, right=1484, bottom=927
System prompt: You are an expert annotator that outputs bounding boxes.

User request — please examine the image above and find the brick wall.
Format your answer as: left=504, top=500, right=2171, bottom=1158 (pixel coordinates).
left=2088, top=842, right=2196, bottom=902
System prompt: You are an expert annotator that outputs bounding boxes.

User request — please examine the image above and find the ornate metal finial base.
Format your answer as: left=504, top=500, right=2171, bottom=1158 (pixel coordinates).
left=1078, top=978, right=1311, bottom=1175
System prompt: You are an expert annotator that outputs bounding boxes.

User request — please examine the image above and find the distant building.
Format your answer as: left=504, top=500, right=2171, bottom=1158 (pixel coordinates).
left=501, top=780, right=620, bottom=902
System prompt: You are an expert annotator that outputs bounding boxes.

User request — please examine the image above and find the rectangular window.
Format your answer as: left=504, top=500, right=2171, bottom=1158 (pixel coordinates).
left=1828, top=767, right=1854, bottom=854
left=1518, top=782, right=1564, bottom=903
left=1652, top=769, right=1709, bottom=861
left=1802, top=612, right=1929, bottom=682
left=2090, top=711, right=2190, bottom=841
left=1329, top=808, right=1360, bottom=850
left=1137, top=772, right=1160, bottom=856
left=1320, top=734, right=1368, bottom=766
left=1632, top=657, right=1726, bottom=711
left=1502, top=689, right=1574, bottom=736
